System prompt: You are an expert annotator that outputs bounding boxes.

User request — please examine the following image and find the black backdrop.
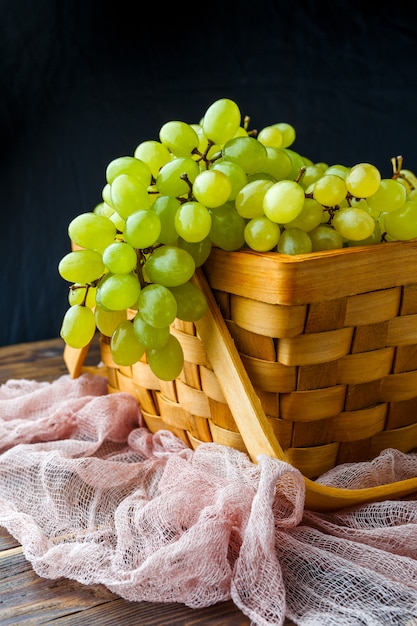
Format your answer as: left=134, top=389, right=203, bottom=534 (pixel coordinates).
left=2, top=0, right=417, bottom=347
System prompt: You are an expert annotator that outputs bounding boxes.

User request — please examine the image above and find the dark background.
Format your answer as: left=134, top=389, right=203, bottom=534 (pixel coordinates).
left=2, top=0, right=416, bottom=347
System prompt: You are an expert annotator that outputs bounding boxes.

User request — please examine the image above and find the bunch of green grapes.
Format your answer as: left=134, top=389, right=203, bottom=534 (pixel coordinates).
left=58, top=97, right=417, bottom=380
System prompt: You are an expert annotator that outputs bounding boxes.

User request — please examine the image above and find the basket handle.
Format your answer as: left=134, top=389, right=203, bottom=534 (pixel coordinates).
left=193, top=268, right=417, bottom=511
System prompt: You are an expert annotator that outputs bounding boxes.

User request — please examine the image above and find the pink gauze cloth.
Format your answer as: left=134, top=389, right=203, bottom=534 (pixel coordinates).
left=1, top=373, right=417, bottom=626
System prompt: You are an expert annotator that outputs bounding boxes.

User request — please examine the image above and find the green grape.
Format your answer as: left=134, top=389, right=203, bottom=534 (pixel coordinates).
left=174, top=201, right=212, bottom=243
left=263, top=179, right=305, bottom=223
left=102, top=241, right=137, bottom=274
left=244, top=215, right=281, bottom=251
left=95, top=306, right=127, bottom=336
left=324, top=164, right=349, bottom=180
left=299, top=165, right=326, bottom=190
left=191, top=123, right=221, bottom=161
left=346, top=220, right=382, bottom=246
left=235, top=179, right=274, bottom=219
left=285, top=197, right=324, bottom=232
left=277, top=228, right=312, bottom=255
left=133, top=140, right=171, bottom=179
left=150, top=195, right=181, bottom=245
left=137, top=283, right=177, bottom=328
left=123, top=209, right=161, bottom=249
left=133, top=312, right=170, bottom=349
left=102, top=183, right=114, bottom=208
left=192, top=169, right=232, bottom=208
left=313, top=174, right=347, bottom=206
left=68, top=212, right=116, bottom=252
left=272, top=122, right=296, bottom=148
left=366, top=178, right=407, bottom=214
left=159, top=120, right=199, bottom=157
left=94, top=201, right=114, bottom=218
left=58, top=249, right=105, bottom=284
left=309, top=225, right=344, bottom=251
left=211, top=159, right=247, bottom=200
left=60, top=305, right=96, bottom=349
left=144, top=245, right=195, bottom=286
left=209, top=203, right=246, bottom=251
left=382, top=200, right=417, bottom=240
left=222, top=136, right=267, bottom=174
left=256, top=125, right=283, bottom=148
left=345, top=163, right=381, bottom=198
left=262, top=146, right=292, bottom=181
left=201, top=98, right=241, bottom=145
left=110, top=320, right=146, bottom=366
left=156, top=157, right=200, bottom=197
left=284, top=149, right=307, bottom=180
left=110, top=174, right=151, bottom=219
left=177, top=236, right=212, bottom=267
left=106, top=156, right=152, bottom=188
left=332, top=207, right=376, bottom=240
left=147, top=333, right=184, bottom=381
left=68, top=284, right=97, bottom=308
left=96, top=272, right=141, bottom=311
left=168, top=281, right=208, bottom=321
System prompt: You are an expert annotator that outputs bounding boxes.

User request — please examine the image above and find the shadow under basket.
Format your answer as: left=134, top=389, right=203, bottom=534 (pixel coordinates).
left=65, top=240, right=417, bottom=511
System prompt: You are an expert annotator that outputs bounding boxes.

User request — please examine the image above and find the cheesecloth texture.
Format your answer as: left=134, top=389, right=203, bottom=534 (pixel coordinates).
left=1, top=373, right=417, bottom=626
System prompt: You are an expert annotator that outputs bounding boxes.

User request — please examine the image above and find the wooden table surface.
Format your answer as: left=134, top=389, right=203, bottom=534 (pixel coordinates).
left=0, top=336, right=296, bottom=626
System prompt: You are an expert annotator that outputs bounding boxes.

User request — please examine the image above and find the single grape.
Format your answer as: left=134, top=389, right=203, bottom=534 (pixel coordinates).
left=332, top=207, right=376, bottom=240
left=277, top=228, right=312, bottom=255
left=262, top=146, right=292, bottom=180
left=244, top=216, right=281, bottom=251
left=137, top=283, right=177, bottom=328
left=382, top=200, right=417, bottom=240
left=94, top=201, right=114, bottom=218
left=168, top=281, right=208, bottom=321
left=106, top=156, right=152, bottom=188
left=285, top=198, right=324, bottom=232
left=285, top=149, right=307, bottom=180
left=156, top=157, right=200, bottom=197
left=366, top=178, right=407, bottom=214
left=299, top=165, right=326, bottom=190
left=159, top=120, right=199, bottom=157
left=209, top=203, right=246, bottom=251
left=102, top=241, right=137, bottom=274
left=192, top=169, right=232, bottom=207
left=235, top=179, right=274, bottom=219
left=133, top=312, right=170, bottom=349
left=102, top=183, right=114, bottom=208
left=345, top=163, right=381, bottom=198
left=313, top=174, right=347, bottom=206
left=95, top=306, right=127, bottom=337
left=174, top=201, right=212, bottom=243
left=110, top=174, right=151, bottom=219
left=147, top=333, right=184, bottom=380
left=309, top=225, right=344, bottom=251
left=257, top=126, right=283, bottom=148
left=68, top=212, right=117, bottom=252
left=150, top=195, right=181, bottom=245
left=222, top=136, right=267, bottom=174
left=202, top=98, right=241, bottom=145
left=123, top=209, right=161, bottom=249
left=60, top=305, right=96, bottom=349
left=96, top=272, right=141, bottom=311
left=144, top=245, right=195, bottom=287
left=263, top=179, right=305, bottom=223
left=110, top=320, right=146, bottom=366
left=133, top=140, right=171, bottom=179
left=58, top=249, right=105, bottom=284
left=177, top=237, right=212, bottom=266
left=324, top=164, right=349, bottom=180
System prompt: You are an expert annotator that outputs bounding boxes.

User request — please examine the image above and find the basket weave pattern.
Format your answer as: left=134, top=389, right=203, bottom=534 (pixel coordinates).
left=100, top=241, right=417, bottom=479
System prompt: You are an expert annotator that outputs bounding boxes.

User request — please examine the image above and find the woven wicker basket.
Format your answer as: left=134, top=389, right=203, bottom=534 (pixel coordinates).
left=65, top=240, right=417, bottom=511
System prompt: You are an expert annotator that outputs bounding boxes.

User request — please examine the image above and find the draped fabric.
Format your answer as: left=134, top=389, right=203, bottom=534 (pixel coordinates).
left=1, top=373, right=417, bottom=625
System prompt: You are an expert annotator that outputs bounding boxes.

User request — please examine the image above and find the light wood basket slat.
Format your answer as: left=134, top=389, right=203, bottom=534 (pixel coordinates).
left=64, top=240, right=417, bottom=511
